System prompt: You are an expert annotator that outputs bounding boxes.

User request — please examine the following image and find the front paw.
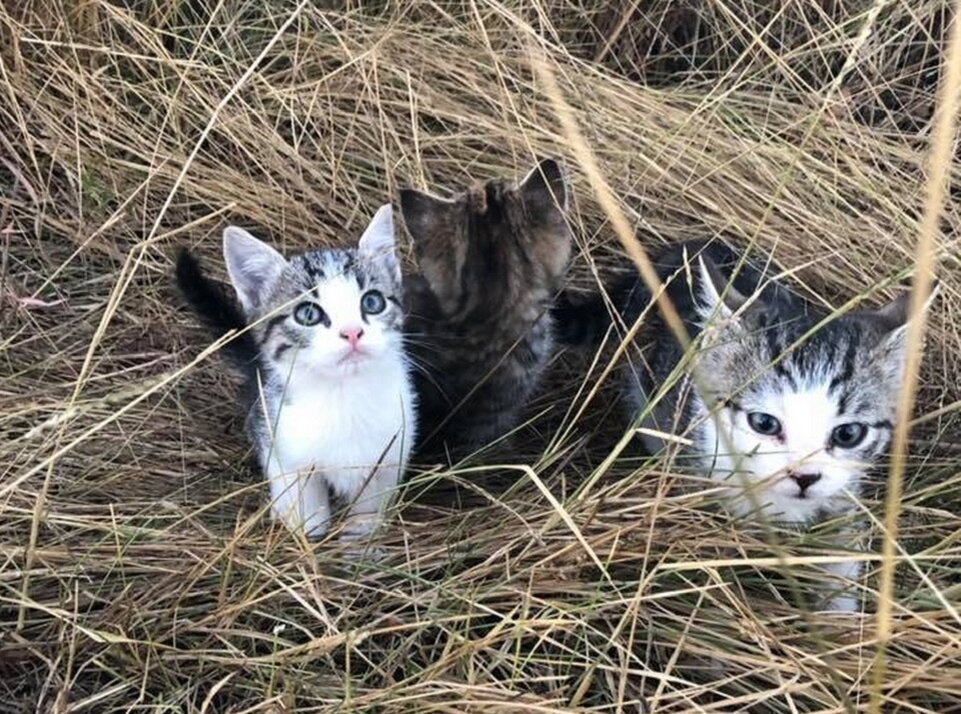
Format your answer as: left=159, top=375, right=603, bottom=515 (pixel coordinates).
left=337, top=516, right=388, bottom=562
left=340, top=514, right=380, bottom=541
left=820, top=594, right=862, bottom=614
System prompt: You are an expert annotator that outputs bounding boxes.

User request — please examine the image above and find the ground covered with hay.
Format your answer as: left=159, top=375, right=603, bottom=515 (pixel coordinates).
left=3, top=2, right=961, bottom=712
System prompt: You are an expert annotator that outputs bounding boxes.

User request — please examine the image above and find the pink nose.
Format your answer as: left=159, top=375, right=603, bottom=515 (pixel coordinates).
left=339, top=327, right=364, bottom=348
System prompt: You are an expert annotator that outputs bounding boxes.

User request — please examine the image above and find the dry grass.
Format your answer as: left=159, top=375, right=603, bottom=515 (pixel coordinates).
left=3, top=1, right=961, bottom=711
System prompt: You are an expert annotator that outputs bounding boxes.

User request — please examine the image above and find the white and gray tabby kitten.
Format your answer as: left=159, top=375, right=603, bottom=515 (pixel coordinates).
left=177, top=206, right=416, bottom=541
left=557, top=240, right=926, bottom=611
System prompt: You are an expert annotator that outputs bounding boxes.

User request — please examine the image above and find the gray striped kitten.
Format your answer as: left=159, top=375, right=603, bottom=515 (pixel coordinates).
left=401, top=159, right=571, bottom=457
left=177, top=206, right=416, bottom=542
left=558, top=240, right=924, bottom=611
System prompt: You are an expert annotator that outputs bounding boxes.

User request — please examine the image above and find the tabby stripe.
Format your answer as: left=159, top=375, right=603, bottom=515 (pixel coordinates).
left=724, top=398, right=743, bottom=412
left=261, top=314, right=289, bottom=343
left=828, top=338, right=858, bottom=395
left=762, top=319, right=798, bottom=389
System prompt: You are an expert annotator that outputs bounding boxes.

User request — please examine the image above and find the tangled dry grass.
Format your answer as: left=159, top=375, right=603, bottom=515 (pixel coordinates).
left=3, top=1, right=961, bottom=711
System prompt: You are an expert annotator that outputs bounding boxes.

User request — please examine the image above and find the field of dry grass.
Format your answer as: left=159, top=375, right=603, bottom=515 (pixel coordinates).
left=3, top=1, right=961, bottom=711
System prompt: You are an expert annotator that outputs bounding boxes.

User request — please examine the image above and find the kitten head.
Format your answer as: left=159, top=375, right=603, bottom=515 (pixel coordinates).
left=692, top=256, right=925, bottom=522
left=399, top=158, right=571, bottom=320
left=223, top=205, right=404, bottom=378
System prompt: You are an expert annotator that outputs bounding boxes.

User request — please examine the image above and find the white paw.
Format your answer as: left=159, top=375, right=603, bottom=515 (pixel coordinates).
left=337, top=537, right=388, bottom=563
left=821, top=594, right=862, bottom=614
left=340, top=514, right=380, bottom=541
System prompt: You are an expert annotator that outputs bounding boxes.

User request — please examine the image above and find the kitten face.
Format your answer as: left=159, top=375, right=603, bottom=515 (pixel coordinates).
left=223, top=205, right=404, bottom=379
left=399, top=158, right=570, bottom=320
left=692, top=258, right=914, bottom=522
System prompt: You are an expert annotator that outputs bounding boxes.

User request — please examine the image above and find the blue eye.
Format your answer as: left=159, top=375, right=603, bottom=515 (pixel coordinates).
left=293, top=301, right=326, bottom=326
left=831, top=423, right=868, bottom=449
left=747, top=412, right=783, bottom=437
left=361, top=290, right=387, bottom=315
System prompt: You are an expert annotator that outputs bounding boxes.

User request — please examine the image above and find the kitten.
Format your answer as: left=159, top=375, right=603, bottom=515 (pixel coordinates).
left=400, top=159, right=572, bottom=457
left=557, top=240, right=922, bottom=611
left=176, top=206, right=416, bottom=541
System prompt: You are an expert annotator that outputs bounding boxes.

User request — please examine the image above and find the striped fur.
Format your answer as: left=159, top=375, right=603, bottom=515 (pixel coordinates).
left=556, top=239, right=921, bottom=611
left=400, top=159, right=572, bottom=458
left=176, top=206, right=416, bottom=542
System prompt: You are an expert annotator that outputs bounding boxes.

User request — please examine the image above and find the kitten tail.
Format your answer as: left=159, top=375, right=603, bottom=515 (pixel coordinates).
left=175, top=247, right=259, bottom=376
left=552, top=272, right=643, bottom=349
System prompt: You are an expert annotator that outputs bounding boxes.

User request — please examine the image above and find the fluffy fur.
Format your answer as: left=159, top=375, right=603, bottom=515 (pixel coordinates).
left=401, top=159, right=572, bottom=457
left=176, top=206, right=416, bottom=541
left=557, top=240, right=923, bottom=611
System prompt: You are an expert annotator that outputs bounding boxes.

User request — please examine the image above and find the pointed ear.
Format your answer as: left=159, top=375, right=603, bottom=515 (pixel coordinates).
left=518, top=158, right=568, bottom=217
left=358, top=204, right=400, bottom=282
left=874, top=291, right=911, bottom=329
left=874, top=282, right=939, bottom=330
left=697, top=255, right=749, bottom=322
left=871, top=282, right=939, bottom=367
left=399, top=188, right=465, bottom=303
left=222, top=226, right=286, bottom=315
left=398, top=188, right=460, bottom=246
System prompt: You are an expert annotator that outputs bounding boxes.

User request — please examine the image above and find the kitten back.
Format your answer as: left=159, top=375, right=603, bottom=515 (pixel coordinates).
left=400, top=158, right=573, bottom=454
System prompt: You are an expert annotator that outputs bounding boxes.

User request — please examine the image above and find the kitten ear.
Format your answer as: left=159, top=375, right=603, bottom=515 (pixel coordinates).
left=871, top=282, right=939, bottom=371
left=518, top=158, right=568, bottom=216
left=697, top=254, right=749, bottom=322
left=399, top=188, right=460, bottom=243
left=516, top=158, right=572, bottom=278
left=223, top=226, right=286, bottom=315
left=358, top=204, right=400, bottom=282
left=400, top=188, right=464, bottom=301
left=875, top=282, right=939, bottom=329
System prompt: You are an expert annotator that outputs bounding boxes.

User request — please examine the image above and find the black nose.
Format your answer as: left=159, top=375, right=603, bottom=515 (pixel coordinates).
left=791, top=472, right=822, bottom=495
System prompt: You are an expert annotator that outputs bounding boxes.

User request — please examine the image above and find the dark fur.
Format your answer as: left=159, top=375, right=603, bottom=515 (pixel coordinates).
left=175, top=248, right=258, bottom=378
left=553, top=238, right=910, bottom=458
left=401, top=159, right=572, bottom=457
left=553, top=239, right=803, bottom=350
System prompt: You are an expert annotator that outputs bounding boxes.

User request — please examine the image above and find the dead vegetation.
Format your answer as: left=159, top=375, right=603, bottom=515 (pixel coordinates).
left=2, top=1, right=961, bottom=711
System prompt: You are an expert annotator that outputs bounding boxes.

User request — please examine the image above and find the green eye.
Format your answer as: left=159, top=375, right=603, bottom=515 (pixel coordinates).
left=361, top=290, right=387, bottom=315
left=293, top=301, right=327, bottom=326
left=831, top=423, right=868, bottom=449
left=747, top=412, right=783, bottom=437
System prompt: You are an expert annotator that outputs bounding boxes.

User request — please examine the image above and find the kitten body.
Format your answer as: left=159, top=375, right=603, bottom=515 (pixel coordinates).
left=177, top=206, right=416, bottom=540
left=400, top=159, right=572, bottom=457
left=558, top=240, right=919, bottom=610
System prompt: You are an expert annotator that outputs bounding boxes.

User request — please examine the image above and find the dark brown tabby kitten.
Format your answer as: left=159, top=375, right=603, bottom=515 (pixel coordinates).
left=401, top=159, right=572, bottom=458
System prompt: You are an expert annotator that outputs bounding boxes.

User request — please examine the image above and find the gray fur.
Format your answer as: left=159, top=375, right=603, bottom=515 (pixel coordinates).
left=185, top=208, right=417, bottom=541
left=613, top=240, right=921, bottom=611
left=401, top=159, right=572, bottom=457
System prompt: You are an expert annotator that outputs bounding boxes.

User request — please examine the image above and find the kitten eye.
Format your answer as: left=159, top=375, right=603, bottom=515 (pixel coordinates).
left=361, top=290, right=387, bottom=315
left=831, top=422, right=868, bottom=449
left=747, top=412, right=783, bottom=437
left=293, top=301, right=326, bottom=326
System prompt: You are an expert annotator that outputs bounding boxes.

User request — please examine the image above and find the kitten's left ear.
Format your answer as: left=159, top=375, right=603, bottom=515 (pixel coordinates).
left=873, top=282, right=939, bottom=356
left=518, top=158, right=568, bottom=217
left=358, top=204, right=401, bottom=282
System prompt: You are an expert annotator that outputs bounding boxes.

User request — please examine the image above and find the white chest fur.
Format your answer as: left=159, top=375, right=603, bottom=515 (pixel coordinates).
left=257, top=355, right=416, bottom=539
left=268, top=356, right=415, bottom=493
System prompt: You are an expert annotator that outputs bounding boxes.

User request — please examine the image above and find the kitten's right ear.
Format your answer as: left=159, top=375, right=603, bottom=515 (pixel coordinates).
left=223, top=226, right=286, bottom=315
left=697, top=254, right=749, bottom=322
